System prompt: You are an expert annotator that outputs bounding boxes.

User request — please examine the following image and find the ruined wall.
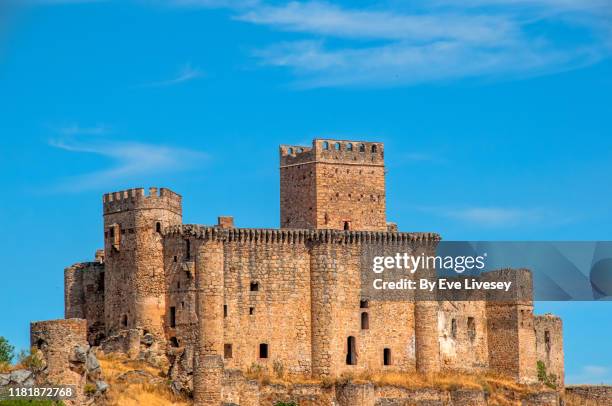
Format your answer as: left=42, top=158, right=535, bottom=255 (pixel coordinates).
left=280, top=139, right=387, bottom=231
left=30, top=319, right=88, bottom=405
left=103, top=187, right=182, bottom=339
left=535, top=314, right=564, bottom=388
left=64, top=260, right=105, bottom=345
left=438, top=300, right=489, bottom=372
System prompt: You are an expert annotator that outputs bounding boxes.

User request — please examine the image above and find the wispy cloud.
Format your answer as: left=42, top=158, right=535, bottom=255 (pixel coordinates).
left=567, top=365, right=612, bottom=384
left=55, top=123, right=111, bottom=136
left=48, top=132, right=206, bottom=192
left=231, top=1, right=612, bottom=87
left=139, top=64, right=204, bottom=88
left=421, top=206, right=544, bottom=227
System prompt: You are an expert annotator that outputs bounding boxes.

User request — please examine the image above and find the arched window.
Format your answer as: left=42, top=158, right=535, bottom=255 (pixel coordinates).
left=371, top=144, right=378, bottom=153
left=322, top=141, right=329, bottom=150
left=346, top=336, right=357, bottom=365
left=334, top=142, right=341, bottom=150
left=288, top=147, right=293, bottom=154
left=359, top=143, right=365, bottom=152
left=361, top=312, right=369, bottom=329
left=347, top=143, right=353, bottom=151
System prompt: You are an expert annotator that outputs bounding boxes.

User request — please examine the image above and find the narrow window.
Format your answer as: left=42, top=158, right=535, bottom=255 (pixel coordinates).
left=250, top=282, right=259, bottom=292
left=249, top=307, right=254, bottom=315
left=371, top=144, right=378, bottom=153
left=467, top=317, right=476, bottom=341
left=322, top=141, right=329, bottom=150
left=109, top=228, right=115, bottom=238
left=383, top=348, right=392, bottom=366
left=259, top=343, right=269, bottom=358
left=170, top=306, right=176, bottom=328
left=155, top=221, right=162, bottom=233
left=361, top=312, right=369, bottom=330
left=224, top=304, right=228, bottom=318
left=177, top=281, right=181, bottom=289
left=343, top=221, right=351, bottom=231
left=181, top=301, right=185, bottom=309
left=360, top=300, right=369, bottom=308
left=334, top=142, right=341, bottom=150
left=224, top=344, right=233, bottom=359
left=347, top=143, right=353, bottom=151
left=122, top=315, right=128, bottom=327
left=346, top=336, right=357, bottom=365
left=185, top=239, right=191, bottom=260
left=451, top=318, right=457, bottom=339
left=359, top=144, right=365, bottom=152
left=288, top=147, right=293, bottom=154
left=544, top=330, right=551, bottom=355
left=170, top=337, right=179, bottom=347
left=173, top=255, right=178, bottom=262
left=99, top=272, right=105, bottom=291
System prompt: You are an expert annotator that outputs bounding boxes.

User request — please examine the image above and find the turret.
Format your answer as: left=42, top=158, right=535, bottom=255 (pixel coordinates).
left=280, top=139, right=387, bottom=231
left=102, top=187, right=182, bottom=340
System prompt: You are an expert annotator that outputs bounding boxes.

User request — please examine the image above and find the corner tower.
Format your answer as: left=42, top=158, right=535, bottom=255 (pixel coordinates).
left=280, top=139, right=386, bottom=231
left=102, top=187, right=182, bottom=339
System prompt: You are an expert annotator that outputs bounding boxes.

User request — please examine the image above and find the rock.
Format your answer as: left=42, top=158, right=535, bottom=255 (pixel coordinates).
left=22, top=376, right=35, bottom=387
left=0, top=373, right=10, bottom=386
left=141, top=333, right=155, bottom=346
left=72, top=345, right=89, bottom=363
left=96, top=380, right=109, bottom=393
left=86, top=351, right=100, bottom=372
left=9, top=369, right=32, bottom=384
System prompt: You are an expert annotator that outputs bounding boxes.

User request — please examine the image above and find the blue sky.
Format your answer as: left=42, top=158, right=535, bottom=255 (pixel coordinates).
left=1, top=0, right=611, bottom=384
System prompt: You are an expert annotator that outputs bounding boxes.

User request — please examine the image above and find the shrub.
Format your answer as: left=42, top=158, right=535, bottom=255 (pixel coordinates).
left=0, top=336, right=14, bottom=364
left=274, top=402, right=297, bottom=406
left=273, top=360, right=285, bottom=379
left=17, top=347, right=44, bottom=371
left=84, top=383, right=97, bottom=395
left=536, top=360, right=557, bottom=389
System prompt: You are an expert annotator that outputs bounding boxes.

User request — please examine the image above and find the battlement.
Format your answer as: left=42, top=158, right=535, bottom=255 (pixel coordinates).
left=102, top=187, right=182, bottom=215
left=280, top=139, right=384, bottom=168
left=165, top=224, right=440, bottom=245
left=482, top=268, right=534, bottom=304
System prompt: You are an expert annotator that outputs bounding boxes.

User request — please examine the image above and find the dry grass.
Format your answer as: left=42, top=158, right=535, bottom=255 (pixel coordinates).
left=97, top=353, right=190, bottom=406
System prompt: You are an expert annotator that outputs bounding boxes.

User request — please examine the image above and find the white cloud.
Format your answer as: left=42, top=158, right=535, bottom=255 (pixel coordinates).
left=139, top=64, right=204, bottom=87
left=236, top=1, right=612, bottom=87
left=48, top=134, right=206, bottom=191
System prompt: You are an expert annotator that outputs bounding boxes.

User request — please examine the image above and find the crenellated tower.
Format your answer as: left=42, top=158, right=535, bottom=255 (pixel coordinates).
left=102, top=187, right=182, bottom=339
left=280, top=139, right=387, bottom=231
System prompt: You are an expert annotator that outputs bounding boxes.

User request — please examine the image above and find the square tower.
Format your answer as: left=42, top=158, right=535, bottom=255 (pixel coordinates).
left=280, top=139, right=386, bottom=231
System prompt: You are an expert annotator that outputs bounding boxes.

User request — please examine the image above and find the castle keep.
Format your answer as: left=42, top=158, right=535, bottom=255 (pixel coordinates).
left=52, top=139, right=563, bottom=405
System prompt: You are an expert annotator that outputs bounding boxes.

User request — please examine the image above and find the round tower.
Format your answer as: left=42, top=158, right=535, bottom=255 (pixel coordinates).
left=102, top=187, right=182, bottom=339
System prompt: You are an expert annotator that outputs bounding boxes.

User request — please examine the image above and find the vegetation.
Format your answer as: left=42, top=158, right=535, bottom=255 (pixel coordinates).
left=537, top=360, right=558, bottom=389
left=16, top=348, right=44, bottom=372
left=97, top=353, right=189, bottom=406
left=0, top=401, right=64, bottom=406
left=0, top=337, right=15, bottom=365
left=274, top=402, right=297, bottom=406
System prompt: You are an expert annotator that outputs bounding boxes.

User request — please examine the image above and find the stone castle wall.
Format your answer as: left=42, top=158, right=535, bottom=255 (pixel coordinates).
left=535, top=314, right=564, bottom=388
left=64, top=260, right=105, bottom=345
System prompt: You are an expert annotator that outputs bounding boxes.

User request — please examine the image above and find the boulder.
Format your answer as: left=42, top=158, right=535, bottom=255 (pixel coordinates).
left=9, top=369, right=32, bottom=384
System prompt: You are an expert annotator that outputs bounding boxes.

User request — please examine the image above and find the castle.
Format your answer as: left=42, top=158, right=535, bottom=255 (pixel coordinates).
left=38, top=139, right=564, bottom=405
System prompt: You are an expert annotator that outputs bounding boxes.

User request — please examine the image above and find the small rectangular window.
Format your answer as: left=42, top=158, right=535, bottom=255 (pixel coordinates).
left=224, top=344, right=233, bottom=359
left=383, top=348, right=391, bottom=366
left=360, top=300, right=369, bottom=308
left=249, top=307, right=254, bottom=315
left=224, top=305, right=228, bottom=318
left=170, top=306, right=176, bottom=328
left=259, top=343, right=268, bottom=359
left=451, top=318, right=457, bottom=339
left=250, top=282, right=259, bottom=292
